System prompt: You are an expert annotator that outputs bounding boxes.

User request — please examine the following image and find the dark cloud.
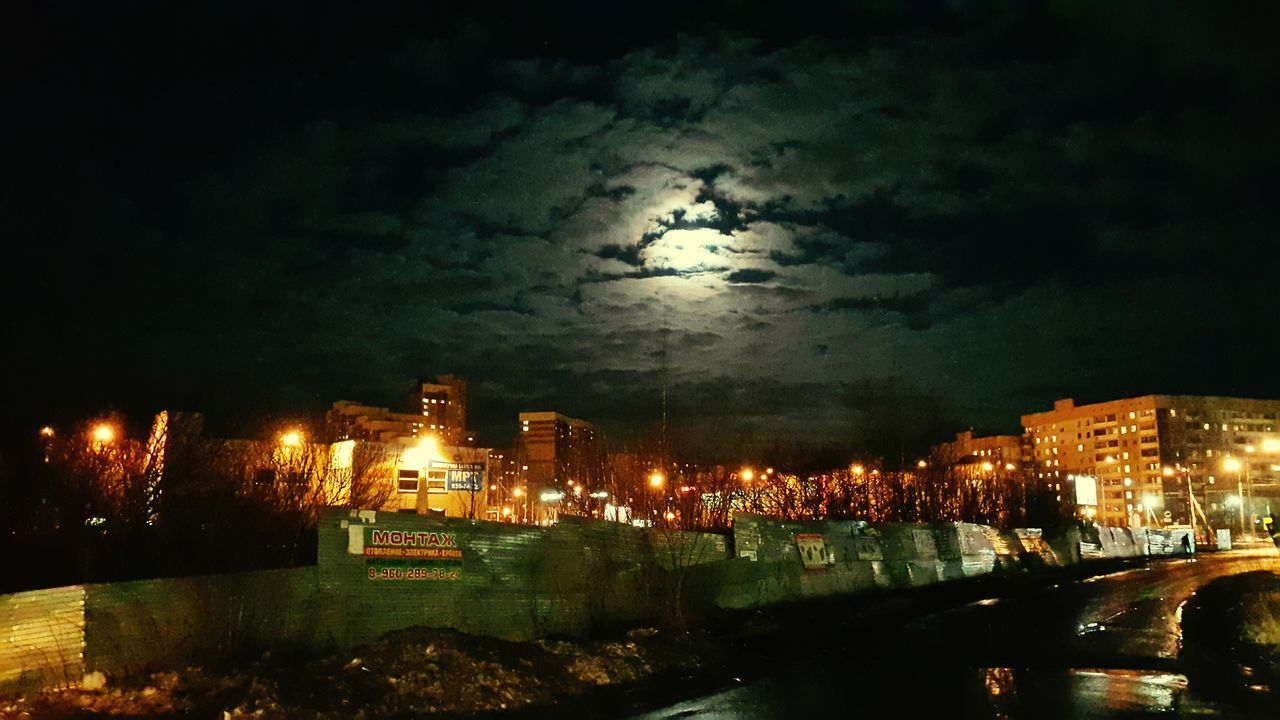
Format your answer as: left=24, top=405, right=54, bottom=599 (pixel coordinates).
left=725, top=269, right=777, bottom=284
left=6, top=1, right=1280, bottom=454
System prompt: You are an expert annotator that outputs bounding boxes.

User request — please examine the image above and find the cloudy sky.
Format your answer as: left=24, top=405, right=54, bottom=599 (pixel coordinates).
left=6, top=2, right=1279, bottom=458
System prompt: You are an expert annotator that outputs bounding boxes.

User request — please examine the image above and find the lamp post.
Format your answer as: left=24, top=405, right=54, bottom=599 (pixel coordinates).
left=1245, top=445, right=1257, bottom=536
left=1164, top=465, right=1197, bottom=542
left=1224, top=457, right=1247, bottom=539
left=648, top=471, right=665, bottom=527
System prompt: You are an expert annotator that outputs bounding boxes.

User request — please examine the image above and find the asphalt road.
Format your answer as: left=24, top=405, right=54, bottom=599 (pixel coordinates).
left=632, top=549, right=1280, bottom=719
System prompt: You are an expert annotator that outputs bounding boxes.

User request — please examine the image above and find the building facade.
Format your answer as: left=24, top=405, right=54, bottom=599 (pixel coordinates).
left=517, top=411, right=598, bottom=492
left=930, top=430, right=1024, bottom=475
left=1022, top=396, right=1280, bottom=531
left=326, top=401, right=424, bottom=443
left=416, top=375, right=472, bottom=446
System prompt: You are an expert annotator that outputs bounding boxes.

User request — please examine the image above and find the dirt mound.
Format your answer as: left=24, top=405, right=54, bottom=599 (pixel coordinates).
left=4, top=626, right=714, bottom=719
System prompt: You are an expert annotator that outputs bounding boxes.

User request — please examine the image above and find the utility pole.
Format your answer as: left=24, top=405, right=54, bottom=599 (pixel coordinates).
left=660, top=325, right=668, bottom=466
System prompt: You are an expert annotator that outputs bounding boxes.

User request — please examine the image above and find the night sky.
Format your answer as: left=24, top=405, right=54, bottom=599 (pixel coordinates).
left=6, top=1, right=1280, bottom=456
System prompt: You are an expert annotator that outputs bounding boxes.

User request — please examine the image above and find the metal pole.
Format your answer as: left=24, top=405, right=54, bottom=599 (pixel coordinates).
left=1246, top=460, right=1254, bottom=538
left=1239, top=474, right=1247, bottom=539
left=1185, top=470, right=1197, bottom=541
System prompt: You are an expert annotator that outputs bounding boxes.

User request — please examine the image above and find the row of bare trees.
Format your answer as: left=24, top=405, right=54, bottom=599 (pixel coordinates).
left=544, top=442, right=1067, bottom=533
left=3, top=415, right=400, bottom=590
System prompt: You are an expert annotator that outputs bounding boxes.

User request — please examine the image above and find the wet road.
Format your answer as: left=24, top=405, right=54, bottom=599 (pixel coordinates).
left=633, top=550, right=1280, bottom=719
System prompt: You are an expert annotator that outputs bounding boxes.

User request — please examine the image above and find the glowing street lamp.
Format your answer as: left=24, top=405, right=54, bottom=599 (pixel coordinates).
left=1223, top=457, right=1249, bottom=537
left=980, top=461, right=994, bottom=473
left=917, top=459, right=928, bottom=469
left=740, top=468, right=755, bottom=482
left=39, top=426, right=55, bottom=439
left=279, top=430, right=304, bottom=448
left=91, top=423, right=116, bottom=445
left=649, top=471, right=665, bottom=489
left=851, top=464, right=865, bottom=476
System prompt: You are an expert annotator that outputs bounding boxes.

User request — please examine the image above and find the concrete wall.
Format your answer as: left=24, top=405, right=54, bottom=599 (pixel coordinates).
left=709, top=515, right=1017, bottom=608
left=84, top=567, right=321, bottom=677
left=0, top=567, right=318, bottom=695
left=317, top=509, right=730, bottom=645
left=0, top=586, right=84, bottom=692
left=3, top=513, right=1133, bottom=696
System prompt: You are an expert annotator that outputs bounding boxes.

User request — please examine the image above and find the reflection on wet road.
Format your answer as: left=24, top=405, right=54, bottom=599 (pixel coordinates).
left=633, top=550, right=1280, bottom=719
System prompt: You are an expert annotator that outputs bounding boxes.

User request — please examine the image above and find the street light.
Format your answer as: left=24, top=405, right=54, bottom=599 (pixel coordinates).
left=1223, top=457, right=1248, bottom=539
left=740, top=468, right=754, bottom=482
left=649, top=471, right=665, bottom=489
left=980, top=461, right=994, bottom=473
left=39, top=426, right=55, bottom=439
left=279, top=429, right=304, bottom=448
left=91, top=423, right=116, bottom=445
left=917, top=459, right=928, bottom=469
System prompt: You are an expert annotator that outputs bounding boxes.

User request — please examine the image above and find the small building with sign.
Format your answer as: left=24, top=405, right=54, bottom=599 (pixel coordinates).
left=343, top=437, right=492, bottom=519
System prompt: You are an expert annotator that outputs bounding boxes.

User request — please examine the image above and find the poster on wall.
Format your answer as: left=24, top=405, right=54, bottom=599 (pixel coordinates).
left=795, top=533, right=830, bottom=570
left=363, top=527, right=463, bottom=581
left=429, top=461, right=485, bottom=492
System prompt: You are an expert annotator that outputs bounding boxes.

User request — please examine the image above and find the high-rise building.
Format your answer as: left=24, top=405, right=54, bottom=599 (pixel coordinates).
left=517, top=411, right=598, bottom=491
left=1022, top=396, right=1280, bottom=530
left=930, top=430, right=1024, bottom=472
left=416, top=375, right=471, bottom=446
left=326, top=401, right=424, bottom=442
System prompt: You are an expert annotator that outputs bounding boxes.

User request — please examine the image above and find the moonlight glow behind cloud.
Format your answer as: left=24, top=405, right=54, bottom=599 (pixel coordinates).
left=7, top=2, right=1279, bottom=456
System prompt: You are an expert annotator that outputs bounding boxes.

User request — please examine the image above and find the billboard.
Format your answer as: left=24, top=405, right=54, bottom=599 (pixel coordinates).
left=1072, top=474, right=1098, bottom=507
left=428, top=461, right=485, bottom=492
left=363, top=527, right=462, bottom=581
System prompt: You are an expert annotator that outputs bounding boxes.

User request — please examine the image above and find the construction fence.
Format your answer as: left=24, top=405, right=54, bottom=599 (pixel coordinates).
left=1, top=509, right=1177, bottom=694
